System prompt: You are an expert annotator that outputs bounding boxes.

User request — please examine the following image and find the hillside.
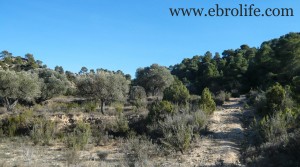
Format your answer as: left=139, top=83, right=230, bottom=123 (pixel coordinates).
left=0, top=32, right=300, bottom=166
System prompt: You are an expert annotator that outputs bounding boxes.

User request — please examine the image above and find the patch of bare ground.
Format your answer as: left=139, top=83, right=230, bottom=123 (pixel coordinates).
left=189, top=96, right=246, bottom=166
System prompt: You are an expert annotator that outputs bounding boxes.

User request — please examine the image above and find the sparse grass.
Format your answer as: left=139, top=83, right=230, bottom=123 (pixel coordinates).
left=30, top=117, right=57, bottom=145
left=65, top=121, right=91, bottom=150
left=122, top=136, right=160, bottom=167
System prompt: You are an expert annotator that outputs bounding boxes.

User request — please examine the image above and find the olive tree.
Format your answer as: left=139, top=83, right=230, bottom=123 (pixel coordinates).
left=35, top=68, right=71, bottom=100
left=129, top=86, right=147, bottom=110
left=76, top=71, right=130, bottom=114
left=0, top=70, right=41, bottom=111
left=136, top=64, right=174, bottom=96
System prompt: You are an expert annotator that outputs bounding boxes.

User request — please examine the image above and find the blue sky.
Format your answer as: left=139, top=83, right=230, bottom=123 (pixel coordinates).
left=0, top=0, right=299, bottom=77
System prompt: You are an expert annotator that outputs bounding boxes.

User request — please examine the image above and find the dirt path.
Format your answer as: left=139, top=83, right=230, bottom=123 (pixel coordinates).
left=177, top=96, right=247, bottom=166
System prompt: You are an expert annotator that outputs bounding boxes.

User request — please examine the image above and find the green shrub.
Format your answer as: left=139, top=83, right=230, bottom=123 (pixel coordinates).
left=112, top=102, right=124, bottom=113
left=65, top=121, right=91, bottom=150
left=245, top=126, right=300, bottom=167
left=243, top=102, right=250, bottom=109
left=163, top=77, right=190, bottom=105
left=148, top=100, right=174, bottom=122
left=129, top=86, right=147, bottom=110
left=200, top=88, right=216, bottom=115
left=225, top=92, right=231, bottom=101
left=214, top=91, right=226, bottom=106
left=158, top=114, right=194, bottom=153
left=193, top=110, right=208, bottom=131
left=114, top=113, right=129, bottom=133
left=254, top=91, right=267, bottom=115
left=123, top=136, right=159, bottom=167
left=266, top=83, right=286, bottom=113
left=82, top=101, right=98, bottom=113
left=30, top=117, right=56, bottom=145
left=259, top=111, right=294, bottom=143
left=67, top=102, right=80, bottom=110
left=2, top=110, right=33, bottom=137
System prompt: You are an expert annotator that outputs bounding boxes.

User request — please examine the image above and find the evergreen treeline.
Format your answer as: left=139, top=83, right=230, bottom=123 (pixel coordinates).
left=171, top=33, right=300, bottom=97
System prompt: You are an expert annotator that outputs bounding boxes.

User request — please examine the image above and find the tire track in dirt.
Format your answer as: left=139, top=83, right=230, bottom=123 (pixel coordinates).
left=179, top=96, right=246, bottom=166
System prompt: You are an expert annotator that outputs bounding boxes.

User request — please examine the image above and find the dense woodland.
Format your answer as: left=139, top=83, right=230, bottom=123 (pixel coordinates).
left=0, top=32, right=300, bottom=166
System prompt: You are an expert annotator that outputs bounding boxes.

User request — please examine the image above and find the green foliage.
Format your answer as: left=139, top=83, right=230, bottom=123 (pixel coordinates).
left=112, top=102, right=124, bottom=113
left=65, top=121, right=91, bottom=150
left=82, top=101, right=98, bottom=113
left=30, top=117, right=56, bottom=145
left=199, top=88, right=216, bottom=115
left=158, top=113, right=195, bottom=153
left=76, top=71, right=130, bottom=114
left=0, top=70, right=41, bottom=110
left=25, top=53, right=39, bottom=69
left=214, top=90, right=227, bottom=105
left=54, top=65, right=64, bottom=74
left=266, top=83, right=286, bottom=113
left=193, top=110, right=208, bottom=130
left=136, top=64, right=174, bottom=96
left=163, top=77, right=190, bottom=105
left=148, top=100, right=174, bottom=122
left=1, top=110, right=33, bottom=137
left=114, top=113, right=129, bottom=133
left=259, top=114, right=286, bottom=143
left=129, top=86, right=147, bottom=110
left=225, top=92, right=231, bottom=101
left=123, top=136, right=159, bottom=167
left=35, top=68, right=71, bottom=100
left=292, top=76, right=300, bottom=102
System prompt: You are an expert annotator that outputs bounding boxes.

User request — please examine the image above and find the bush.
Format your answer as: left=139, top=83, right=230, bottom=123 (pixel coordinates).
left=225, top=92, right=231, bottom=101
left=148, top=100, right=174, bottom=122
left=82, top=101, right=98, bottom=113
left=30, top=117, right=57, bottom=145
left=129, top=86, right=147, bottom=110
left=155, top=111, right=207, bottom=154
left=114, top=113, right=129, bottom=134
left=259, top=111, right=294, bottom=143
left=163, top=77, right=190, bottom=105
left=214, top=91, right=226, bottom=106
left=1, top=110, right=33, bottom=137
left=112, top=102, right=124, bottom=113
left=193, top=110, right=208, bottom=131
left=200, top=88, right=216, bottom=115
left=254, top=83, right=295, bottom=116
left=158, top=114, right=193, bottom=153
left=253, top=91, right=267, bottom=115
left=266, top=83, right=286, bottom=113
left=65, top=121, right=91, bottom=150
left=122, top=136, right=159, bottom=167
left=245, top=128, right=300, bottom=167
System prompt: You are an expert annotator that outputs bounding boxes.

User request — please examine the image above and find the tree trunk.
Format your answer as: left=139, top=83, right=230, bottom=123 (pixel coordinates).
left=100, top=101, right=105, bottom=115
left=4, top=97, right=18, bottom=111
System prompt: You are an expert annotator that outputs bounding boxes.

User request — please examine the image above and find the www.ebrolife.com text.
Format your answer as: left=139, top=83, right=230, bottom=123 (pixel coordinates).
left=170, top=4, right=294, bottom=17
